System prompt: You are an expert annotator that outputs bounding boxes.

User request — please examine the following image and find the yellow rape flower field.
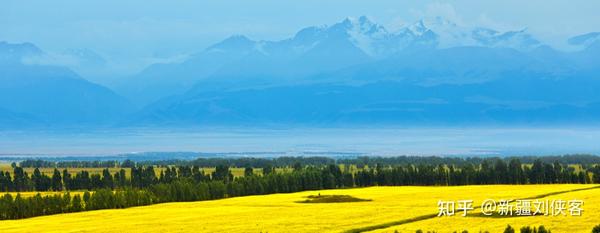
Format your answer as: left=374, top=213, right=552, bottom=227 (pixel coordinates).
left=0, top=184, right=598, bottom=233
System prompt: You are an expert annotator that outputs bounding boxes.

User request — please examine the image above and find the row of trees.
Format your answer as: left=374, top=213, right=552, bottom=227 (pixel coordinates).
left=17, top=154, right=600, bottom=169
left=18, top=160, right=121, bottom=168
left=2, top=159, right=600, bottom=192
left=0, top=166, right=205, bottom=192
left=0, top=189, right=156, bottom=219
left=355, top=159, right=596, bottom=186
left=0, top=165, right=350, bottom=220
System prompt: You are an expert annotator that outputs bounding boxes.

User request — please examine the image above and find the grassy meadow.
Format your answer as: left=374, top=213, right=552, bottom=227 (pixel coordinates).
left=0, top=184, right=598, bottom=233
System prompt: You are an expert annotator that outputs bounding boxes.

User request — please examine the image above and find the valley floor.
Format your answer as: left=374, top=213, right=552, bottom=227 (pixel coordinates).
left=1, top=184, right=598, bottom=233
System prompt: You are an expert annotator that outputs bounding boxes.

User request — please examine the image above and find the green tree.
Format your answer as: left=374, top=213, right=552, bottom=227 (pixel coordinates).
left=13, top=167, right=31, bottom=191
left=493, top=159, right=508, bottom=184
left=101, top=169, right=114, bottom=189
left=293, top=162, right=302, bottom=171
left=530, top=159, right=545, bottom=184
left=212, top=165, right=233, bottom=183
left=263, top=164, right=274, bottom=175
left=82, top=191, right=91, bottom=209
left=508, top=159, right=524, bottom=184
left=62, top=169, right=72, bottom=190
left=71, top=194, right=83, bottom=212
left=244, top=167, right=254, bottom=177
left=51, top=169, right=62, bottom=191
left=32, top=168, right=51, bottom=191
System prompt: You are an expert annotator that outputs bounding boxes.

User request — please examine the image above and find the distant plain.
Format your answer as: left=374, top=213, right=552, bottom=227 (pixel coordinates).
left=1, top=127, right=600, bottom=157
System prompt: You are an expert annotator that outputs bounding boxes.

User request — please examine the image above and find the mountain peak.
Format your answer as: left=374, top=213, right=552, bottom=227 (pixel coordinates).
left=222, top=35, right=253, bottom=44
left=331, top=16, right=385, bottom=35
left=491, top=28, right=541, bottom=50
left=0, top=41, right=44, bottom=58
left=407, top=20, right=430, bottom=36
left=207, top=35, right=256, bottom=52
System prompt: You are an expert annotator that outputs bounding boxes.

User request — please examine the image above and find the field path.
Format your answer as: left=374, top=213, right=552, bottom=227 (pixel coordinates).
left=345, top=185, right=600, bottom=233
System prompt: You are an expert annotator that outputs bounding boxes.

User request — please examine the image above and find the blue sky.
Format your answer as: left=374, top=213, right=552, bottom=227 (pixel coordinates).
left=2, top=0, right=600, bottom=75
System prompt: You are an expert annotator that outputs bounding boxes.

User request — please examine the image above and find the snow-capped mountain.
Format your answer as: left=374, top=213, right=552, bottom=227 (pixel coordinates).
left=121, top=16, right=600, bottom=126
left=116, top=16, right=549, bottom=106
left=316, top=16, right=393, bottom=57
left=398, top=17, right=542, bottom=51
left=3, top=16, right=600, bottom=127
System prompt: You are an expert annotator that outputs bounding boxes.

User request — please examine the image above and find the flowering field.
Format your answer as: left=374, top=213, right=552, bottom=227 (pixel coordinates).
left=0, top=184, right=598, bottom=233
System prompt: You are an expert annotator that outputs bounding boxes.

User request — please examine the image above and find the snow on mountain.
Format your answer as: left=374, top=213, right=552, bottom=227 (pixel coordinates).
left=405, top=16, right=542, bottom=51
left=283, top=16, right=544, bottom=56
left=259, top=16, right=435, bottom=58
left=414, top=17, right=473, bottom=48
left=337, top=16, right=390, bottom=57
left=120, top=16, right=548, bottom=107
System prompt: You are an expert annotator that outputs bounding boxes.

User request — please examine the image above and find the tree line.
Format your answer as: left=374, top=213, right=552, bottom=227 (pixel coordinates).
left=4, top=159, right=600, bottom=192
left=355, top=159, right=597, bottom=186
left=1, top=158, right=600, bottom=220
left=18, top=160, right=120, bottom=168
left=17, top=154, right=600, bottom=169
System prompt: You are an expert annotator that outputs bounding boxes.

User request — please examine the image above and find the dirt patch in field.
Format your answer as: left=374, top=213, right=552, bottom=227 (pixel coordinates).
left=296, top=194, right=371, bottom=203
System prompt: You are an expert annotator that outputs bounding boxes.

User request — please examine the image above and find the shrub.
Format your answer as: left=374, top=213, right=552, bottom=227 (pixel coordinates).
left=520, top=226, right=532, bottom=233
left=504, top=225, right=515, bottom=233
left=520, top=225, right=550, bottom=233
left=593, top=224, right=600, bottom=233
left=537, top=225, right=550, bottom=233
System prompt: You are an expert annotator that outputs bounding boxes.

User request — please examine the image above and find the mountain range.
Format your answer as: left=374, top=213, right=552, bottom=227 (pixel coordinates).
left=1, top=16, right=600, bottom=128
left=0, top=42, right=132, bottom=128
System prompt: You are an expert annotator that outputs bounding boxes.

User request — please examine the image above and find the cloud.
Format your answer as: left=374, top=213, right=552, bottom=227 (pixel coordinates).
left=141, top=53, right=191, bottom=66
left=411, top=2, right=465, bottom=26
left=475, top=13, right=517, bottom=32
left=386, top=16, right=408, bottom=32
left=21, top=53, right=80, bottom=67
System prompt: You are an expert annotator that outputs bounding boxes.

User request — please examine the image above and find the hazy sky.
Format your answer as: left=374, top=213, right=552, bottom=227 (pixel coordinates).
left=2, top=0, right=599, bottom=75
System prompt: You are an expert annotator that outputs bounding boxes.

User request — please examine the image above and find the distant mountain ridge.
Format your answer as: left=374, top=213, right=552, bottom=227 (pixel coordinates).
left=117, top=16, right=547, bottom=106
left=2, top=16, right=600, bottom=128
left=0, top=42, right=133, bottom=128
left=122, top=16, right=600, bottom=126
